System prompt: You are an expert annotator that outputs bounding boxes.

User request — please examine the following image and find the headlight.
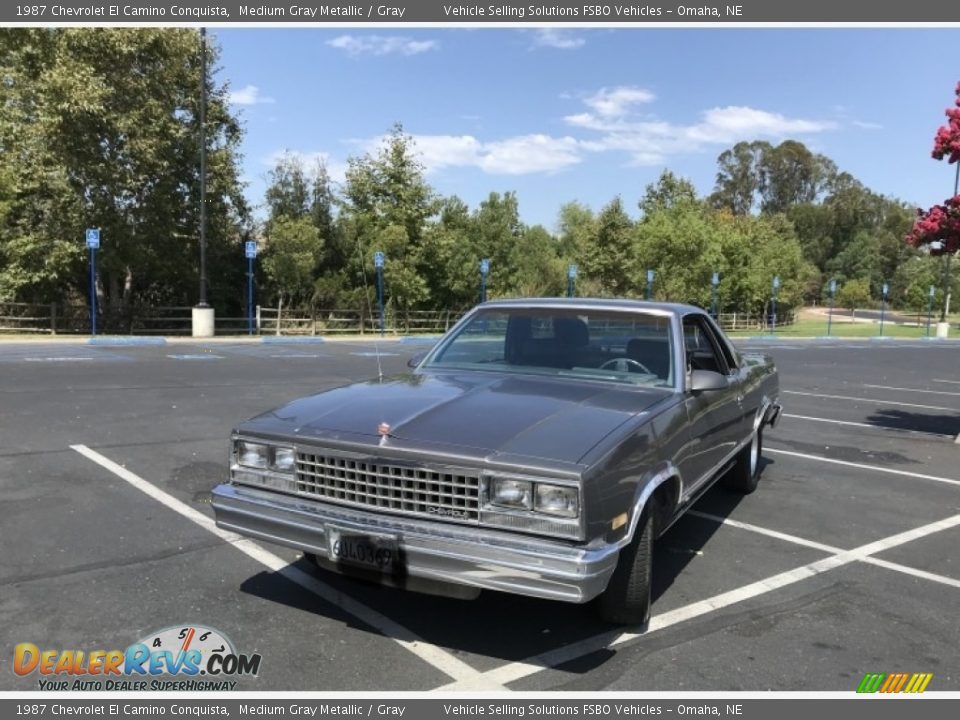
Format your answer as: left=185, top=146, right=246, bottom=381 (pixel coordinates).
left=271, top=447, right=296, bottom=473
left=237, top=441, right=269, bottom=469
left=535, top=484, right=579, bottom=518
left=490, top=478, right=532, bottom=510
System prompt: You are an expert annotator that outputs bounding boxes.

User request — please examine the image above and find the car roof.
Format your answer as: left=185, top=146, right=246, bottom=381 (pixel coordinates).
left=476, top=297, right=705, bottom=317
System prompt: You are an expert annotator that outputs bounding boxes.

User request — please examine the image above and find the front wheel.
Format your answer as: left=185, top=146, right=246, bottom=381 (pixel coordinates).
left=724, top=427, right=763, bottom=493
left=597, top=510, right=653, bottom=625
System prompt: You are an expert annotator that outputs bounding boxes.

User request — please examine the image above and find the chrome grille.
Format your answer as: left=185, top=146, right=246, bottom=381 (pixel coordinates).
left=295, top=451, right=480, bottom=523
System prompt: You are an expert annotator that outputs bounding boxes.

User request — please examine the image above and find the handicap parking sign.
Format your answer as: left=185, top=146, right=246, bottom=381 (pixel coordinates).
left=85, top=228, right=100, bottom=249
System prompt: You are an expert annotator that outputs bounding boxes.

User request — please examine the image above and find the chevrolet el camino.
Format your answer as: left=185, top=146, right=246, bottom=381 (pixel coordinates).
left=212, top=299, right=781, bottom=624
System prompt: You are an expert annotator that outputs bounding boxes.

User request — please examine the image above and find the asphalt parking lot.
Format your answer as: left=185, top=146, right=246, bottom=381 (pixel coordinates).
left=2, top=335, right=959, bottom=691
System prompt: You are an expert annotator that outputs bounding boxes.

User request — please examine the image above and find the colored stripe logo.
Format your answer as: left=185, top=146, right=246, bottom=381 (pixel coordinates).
left=857, top=672, right=933, bottom=693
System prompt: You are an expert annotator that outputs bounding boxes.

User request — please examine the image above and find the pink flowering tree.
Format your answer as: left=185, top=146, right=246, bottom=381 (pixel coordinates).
left=906, top=81, right=960, bottom=254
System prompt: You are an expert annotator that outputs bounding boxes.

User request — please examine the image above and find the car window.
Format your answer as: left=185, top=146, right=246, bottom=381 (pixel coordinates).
left=428, top=308, right=675, bottom=388
left=702, top=314, right=739, bottom=370
left=682, top=315, right=729, bottom=375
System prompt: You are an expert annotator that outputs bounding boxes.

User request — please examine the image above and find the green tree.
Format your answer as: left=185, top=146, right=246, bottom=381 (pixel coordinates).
left=340, top=124, right=438, bottom=313
left=709, top=141, right=767, bottom=215
left=0, top=28, right=248, bottom=317
left=835, top=278, right=873, bottom=312
left=582, top=197, right=634, bottom=295
left=261, top=216, right=322, bottom=307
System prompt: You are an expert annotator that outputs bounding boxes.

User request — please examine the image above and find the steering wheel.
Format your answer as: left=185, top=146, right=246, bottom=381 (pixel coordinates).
left=600, top=358, right=652, bottom=374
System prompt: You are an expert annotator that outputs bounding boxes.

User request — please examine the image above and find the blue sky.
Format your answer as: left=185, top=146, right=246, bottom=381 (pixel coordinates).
left=214, top=28, right=960, bottom=230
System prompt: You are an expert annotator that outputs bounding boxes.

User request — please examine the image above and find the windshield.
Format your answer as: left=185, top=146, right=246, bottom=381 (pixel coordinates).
left=426, top=308, right=676, bottom=388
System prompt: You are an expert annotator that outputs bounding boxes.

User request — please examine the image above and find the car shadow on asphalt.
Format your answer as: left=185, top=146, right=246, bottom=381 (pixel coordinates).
left=865, top=408, right=960, bottom=437
left=235, top=475, right=757, bottom=672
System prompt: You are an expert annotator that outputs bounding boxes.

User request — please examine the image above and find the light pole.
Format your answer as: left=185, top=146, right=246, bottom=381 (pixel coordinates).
left=199, top=26, right=208, bottom=308
left=827, top=279, right=836, bottom=336
left=926, top=285, right=935, bottom=336
left=710, top=271, right=720, bottom=319
left=191, top=27, right=214, bottom=337
left=374, top=251, right=385, bottom=337
left=480, top=258, right=490, bottom=303
left=770, top=275, right=781, bottom=335
left=879, top=282, right=888, bottom=337
left=245, top=240, right=257, bottom=335
left=85, top=228, right=100, bottom=335
left=567, top=264, right=577, bottom=298
left=645, top=269, right=655, bottom=301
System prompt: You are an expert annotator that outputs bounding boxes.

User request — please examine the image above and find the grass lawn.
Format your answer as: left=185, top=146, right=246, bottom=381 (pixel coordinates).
left=729, top=318, right=946, bottom=338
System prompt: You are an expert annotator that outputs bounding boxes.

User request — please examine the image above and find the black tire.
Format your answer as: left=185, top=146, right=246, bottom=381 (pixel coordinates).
left=725, top=426, right=763, bottom=493
left=597, top=509, right=653, bottom=625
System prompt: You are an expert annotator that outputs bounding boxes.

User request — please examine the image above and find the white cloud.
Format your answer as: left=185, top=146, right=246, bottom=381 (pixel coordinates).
left=326, top=35, right=438, bottom=56
left=531, top=29, right=585, bottom=50
left=568, top=94, right=836, bottom=165
left=852, top=120, right=883, bottom=130
left=228, top=85, right=275, bottom=106
left=358, top=133, right=583, bottom=176
left=477, top=135, right=582, bottom=175
left=583, top=86, right=656, bottom=118
left=263, top=150, right=348, bottom=186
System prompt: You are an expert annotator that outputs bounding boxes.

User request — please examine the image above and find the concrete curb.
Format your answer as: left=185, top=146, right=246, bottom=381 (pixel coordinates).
left=88, top=336, right=167, bottom=346
left=260, top=336, right=326, bottom=345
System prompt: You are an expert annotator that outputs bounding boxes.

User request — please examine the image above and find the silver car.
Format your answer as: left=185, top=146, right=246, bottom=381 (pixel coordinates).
left=212, top=299, right=781, bottom=624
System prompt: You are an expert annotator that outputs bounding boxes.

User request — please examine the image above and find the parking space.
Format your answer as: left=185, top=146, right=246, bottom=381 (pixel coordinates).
left=1, top=337, right=958, bottom=690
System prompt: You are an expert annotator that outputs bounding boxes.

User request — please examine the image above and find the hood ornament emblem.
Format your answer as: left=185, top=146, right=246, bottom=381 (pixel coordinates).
left=378, top=422, right=391, bottom=436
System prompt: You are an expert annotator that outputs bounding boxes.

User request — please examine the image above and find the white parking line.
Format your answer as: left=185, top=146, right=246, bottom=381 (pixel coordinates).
left=440, top=510, right=960, bottom=690
left=783, top=390, right=957, bottom=412
left=933, top=379, right=960, bottom=385
left=766, top=448, right=960, bottom=488
left=688, top=511, right=960, bottom=590
left=780, top=413, right=950, bottom=437
left=70, top=444, right=495, bottom=688
left=864, top=384, right=960, bottom=397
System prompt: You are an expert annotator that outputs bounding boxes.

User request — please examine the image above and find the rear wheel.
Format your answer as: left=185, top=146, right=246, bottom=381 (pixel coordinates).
left=725, top=427, right=763, bottom=493
left=597, top=509, right=653, bottom=625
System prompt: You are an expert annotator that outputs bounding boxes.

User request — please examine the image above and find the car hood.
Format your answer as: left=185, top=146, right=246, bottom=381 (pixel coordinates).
left=238, top=370, right=671, bottom=465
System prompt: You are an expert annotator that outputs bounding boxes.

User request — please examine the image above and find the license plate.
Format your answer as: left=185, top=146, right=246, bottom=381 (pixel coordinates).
left=326, top=526, right=398, bottom=573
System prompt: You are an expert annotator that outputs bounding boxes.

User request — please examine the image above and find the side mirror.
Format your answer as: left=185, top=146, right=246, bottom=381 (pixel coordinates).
left=407, top=352, right=427, bottom=369
left=689, top=369, right=727, bottom=393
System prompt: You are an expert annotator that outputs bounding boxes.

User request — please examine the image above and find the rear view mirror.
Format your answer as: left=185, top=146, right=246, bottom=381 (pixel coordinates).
left=407, top=352, right=427, bottom=369
left=689, top=369, right=727, bottom=392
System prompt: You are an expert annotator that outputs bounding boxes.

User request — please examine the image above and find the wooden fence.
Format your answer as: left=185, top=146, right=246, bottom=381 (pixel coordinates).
left=0, top=302, right=467, bottom=336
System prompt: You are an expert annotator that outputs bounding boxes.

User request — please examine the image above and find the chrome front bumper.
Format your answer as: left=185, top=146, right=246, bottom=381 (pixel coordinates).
left=211, top=483, right=619, bottom=604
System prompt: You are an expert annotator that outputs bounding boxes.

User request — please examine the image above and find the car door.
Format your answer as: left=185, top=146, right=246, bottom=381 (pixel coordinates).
left=677, top=313, right=743, bottom=497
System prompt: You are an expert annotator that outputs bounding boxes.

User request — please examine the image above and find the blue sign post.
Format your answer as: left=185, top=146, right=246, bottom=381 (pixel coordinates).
left=827, top=279, right=836, bottom=336
left=879, top=282, right=889, bottom=337
left=245, top=241, right=257, bottom=335
left=567, top=264, right=578, bottom=298
left=85, top=229, right=100, bottom=335
left=645, top=269, right=655, bottom=301
left=927, top=285, right=935, bottom=337
left=374, top=251, right=385, bottom=337
left=710, top=272, right=720, bottom=319
left=479, top=258, right=490, bottom=304
left=770, top=276, right=781, bottom=335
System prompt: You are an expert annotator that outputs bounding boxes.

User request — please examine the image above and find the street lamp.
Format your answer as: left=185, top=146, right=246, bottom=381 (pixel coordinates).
left=710, top=272, right=720, bottom=319
left=770, top=276, right=781, bottom=334
left=479, top=258, right=490, bottom=303
left=827, top=279, right=837, bottom=336
left=567, top=264, right=577, bottom=298
left=927, top=284, right=936, bottom=337
left=374, top=251, right=385, bottom=336
left=879, top=282, right=888, bottom=337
